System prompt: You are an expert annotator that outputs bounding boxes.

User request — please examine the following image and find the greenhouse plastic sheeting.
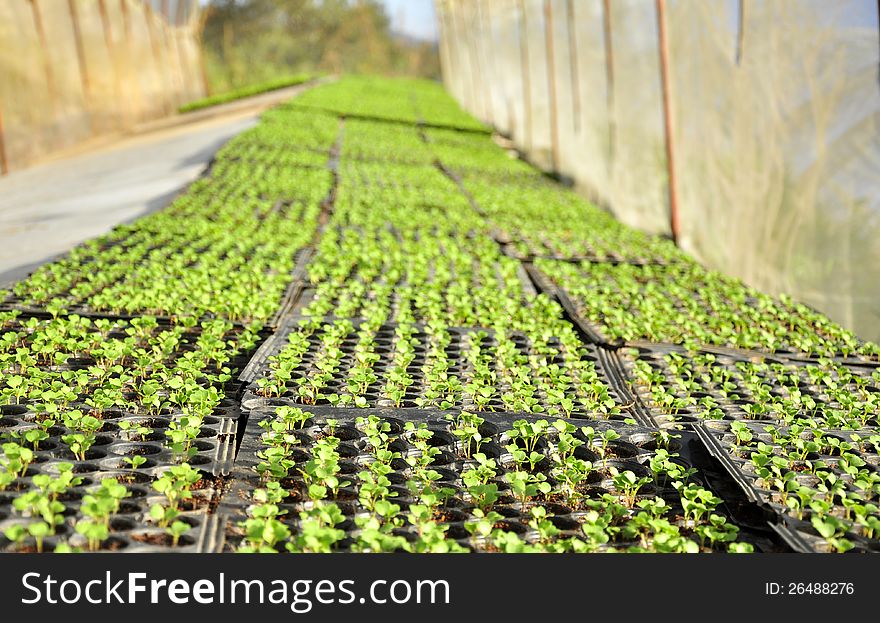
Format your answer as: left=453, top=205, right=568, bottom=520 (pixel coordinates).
left=0, top=0, right=205, bottom=171
left=436, top=0, right=880, bottom=342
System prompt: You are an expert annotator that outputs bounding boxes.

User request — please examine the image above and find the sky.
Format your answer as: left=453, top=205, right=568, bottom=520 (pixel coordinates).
left=379, top=0, right=438, bottom=42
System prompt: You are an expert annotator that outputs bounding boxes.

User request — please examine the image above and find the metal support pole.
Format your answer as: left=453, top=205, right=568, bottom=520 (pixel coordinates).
left=68, top=0, right=95, bottom=134
left=518, top=0, right=532, bottom=152
left=736, top=0, right=746, bottom=65
left=656, top=0, right=681, bottom=244
left=145, top=2, right=173, bottom=115
left=174, top=0, right=195, bottom=102
left=120, top=0, right=145, bottom=121
left=163, top=18, right=185, bottom=108
left=443, top=1, right=460, bottom=105
left=544, top=0, right=560, bottom=170
left=195, top=3, right=211, bottom=97
left=602, top=0, right=614, bottom=165
left=476, top=0, right=494, bottom=124
left=444, top=1, right=460, bottom=105
left=456, top=1, right=481, bottom=118
left=566, top=0, right=581, bottom=133
left=0, top=104, right=9, bottom=175
left=29, top=0, right=58, bottom=114
left=436, top=1, right=452, bottom=91
left=462, top=1, right=482, bottom=120
left=173, top=28, right=193, bottom=102
left=98, top=0, right=126, bottom=127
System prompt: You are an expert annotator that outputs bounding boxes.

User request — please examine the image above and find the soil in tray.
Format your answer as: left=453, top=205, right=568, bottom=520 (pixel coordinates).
left=130, top=532, right=197, bottom=548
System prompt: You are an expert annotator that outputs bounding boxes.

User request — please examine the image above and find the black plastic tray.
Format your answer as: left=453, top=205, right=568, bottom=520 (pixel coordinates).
left=217, top=406, right=773, bottom=552
left=237, top=318, right=639, bottom=423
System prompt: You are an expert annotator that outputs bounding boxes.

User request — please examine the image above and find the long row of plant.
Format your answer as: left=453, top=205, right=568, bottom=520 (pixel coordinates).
left=179, top=73, right=318, bottom=114
left=228, top=84, right=775, bottom=552
left=292, top=76, right=487, bottom=132
left=6, top=75, right=873, bottom=554
left=2, top=110, right=338, bottom=324
left=412, top=88, right=880, bottom=553
left=1, top=96, right=342, bottom=552
left=249, top=119, right=630, bottom=419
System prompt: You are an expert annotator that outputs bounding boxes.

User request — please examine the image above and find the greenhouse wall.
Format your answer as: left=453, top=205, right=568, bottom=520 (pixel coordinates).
left=0, top=0, right=206, bottom=173
left=435, top=0, right=880, bottom=343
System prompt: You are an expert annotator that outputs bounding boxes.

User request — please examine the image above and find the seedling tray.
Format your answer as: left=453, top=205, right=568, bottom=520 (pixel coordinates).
left=0, top=460, right=228, bottom=552
left=501, top=242, right=681, bottom=267
left=237, top=318, right=641, bottom=423
left=694, top=423, right=880, bottom=553
left=619, top=342, right=880, bottom=430
left=217, top=406, right=769, bottom=553
left=0, top=316, right=263, bottom=409
left=1, top=248, right=316, bottom=330
left=288, top=103, right=492, bottom=135
left=522, top=263, right=617, bottom=346
left=0, top=405, right=237, bottom=477
left=294, top=263, right=540, bottom=325
left=528, top=260, right=880, bottom=361
left=265, top=248, right=314, bottom=328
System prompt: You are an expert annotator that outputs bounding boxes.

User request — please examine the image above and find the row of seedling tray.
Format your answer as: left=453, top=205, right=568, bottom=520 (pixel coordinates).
left=4, top=76, right=880, bottom=554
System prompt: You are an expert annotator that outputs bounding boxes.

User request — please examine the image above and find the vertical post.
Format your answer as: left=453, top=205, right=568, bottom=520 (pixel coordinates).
left=460, top=1, right=480, bottom=119
left=68, top=0, right=95, bottom=134
left=29, top=0, right=58, bottom=114
left=656, top=0, right=681, bottom=244
left=0, top=103, right=9, bottom=175
left=440, top=1, right=460, bottom=101
left=120, top=0, right=144, bottom=122
left=98, top=0, right=126, bottom=128
left=174, top=27, right=193, bottom=102
left=145, top=2, right=172, bottom=115
left=436, top=1, right=450, bottom=90
left=196, top=4, right=211, bottom=97
left=518, top=0, right=532, bottom=152
left=544, top=0, right=560, bottom=170
left=163, top=15, right=185, bottom=108
left=175, top=0, right=195, bottom=102
left=736, top=0, right=746, bottom=65
left=566, top=0, right=581, bottom=133
left=476, top=0, right=494, bottom=124
left=602, top=0, right=614, bottom=165
left=441, top=1, right=458, bottom=103
left=457, top=1, right=481, bottom=119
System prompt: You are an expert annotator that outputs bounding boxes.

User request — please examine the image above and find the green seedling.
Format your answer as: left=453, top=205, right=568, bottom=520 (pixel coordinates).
left=610, top=467, right=652, bottom=507
left=124, top=456, right=147, bottom=469
left=505, top=470, right=551, bottom=508
left=151, top=463, right=201, bottom=526
left=166, top=520, right=191, bottom=547
left=447, top=412, right=486, bottom=459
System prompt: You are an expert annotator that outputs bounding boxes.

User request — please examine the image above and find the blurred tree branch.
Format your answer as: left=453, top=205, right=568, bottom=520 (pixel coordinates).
left=201, top=0, right=439, bottom=91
